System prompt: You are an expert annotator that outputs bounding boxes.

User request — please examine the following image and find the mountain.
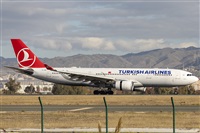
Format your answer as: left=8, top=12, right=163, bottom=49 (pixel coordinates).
left=41, top=54, right=133, bottom=68
left=1, top=47, right=200, bottom=70
left=1, top=57, right=17, bottom=67
left=122, top=47, right=200, bottom=69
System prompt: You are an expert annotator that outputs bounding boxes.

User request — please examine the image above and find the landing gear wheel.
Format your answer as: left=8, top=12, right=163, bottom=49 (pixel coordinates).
left=100, top=90, right=107, bottom=95
left=174, top=88, right=178, bottom=95
left=93, top=90, right=114, bottom=95
left=93, top=90, right=100, bottom=95
left=174, top=91, right=178, bottom=95
left=107, top=90, right=114, bottom=95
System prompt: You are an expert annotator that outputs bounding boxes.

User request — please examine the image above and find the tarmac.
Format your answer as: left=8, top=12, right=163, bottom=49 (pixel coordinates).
left=1, top=105, right=200, bottom=112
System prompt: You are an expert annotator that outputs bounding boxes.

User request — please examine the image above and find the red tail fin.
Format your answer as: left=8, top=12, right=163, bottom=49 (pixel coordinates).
left=11, top=39, right=45, bottom=68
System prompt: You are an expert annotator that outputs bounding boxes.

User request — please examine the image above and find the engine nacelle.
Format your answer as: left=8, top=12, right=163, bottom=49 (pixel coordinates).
left=115, top=80, right=134, bottom=91
left=134, top=87, right=146, bottom=92
left=114, top=81, right=146, bottom=92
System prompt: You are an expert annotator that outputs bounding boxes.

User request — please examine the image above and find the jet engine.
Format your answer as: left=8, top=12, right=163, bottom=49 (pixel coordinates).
left=134, top=87, right=146, bottom=92
left=115, top=80, right=134, bottom=91
left=114, top=80, right=146, bottom=92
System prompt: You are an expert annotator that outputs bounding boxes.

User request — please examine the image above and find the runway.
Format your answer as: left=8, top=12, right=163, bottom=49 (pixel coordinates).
left=1, top=105, right=199, bottom=112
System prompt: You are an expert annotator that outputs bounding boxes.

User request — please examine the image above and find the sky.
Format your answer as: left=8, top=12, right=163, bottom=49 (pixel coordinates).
left=0, top=0, right=199, bottom=58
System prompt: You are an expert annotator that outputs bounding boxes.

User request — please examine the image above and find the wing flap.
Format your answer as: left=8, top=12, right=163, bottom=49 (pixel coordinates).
left=53, top=69, right=115, bottom=84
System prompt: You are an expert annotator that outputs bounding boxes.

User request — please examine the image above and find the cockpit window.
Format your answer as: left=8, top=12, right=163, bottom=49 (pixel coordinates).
left=187, top=74, right=192, bottom=76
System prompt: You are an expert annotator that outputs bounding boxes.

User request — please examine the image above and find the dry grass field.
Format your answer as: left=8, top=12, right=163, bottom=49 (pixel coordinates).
left=0, top=95, right=200, bottom=106
left=0, top=95, right=199, bottom=129
left=0, top=111, right=199, bottom=128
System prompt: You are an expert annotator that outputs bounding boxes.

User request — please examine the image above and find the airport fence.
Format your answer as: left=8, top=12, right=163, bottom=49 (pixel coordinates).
left=36, top=96, right=176, bottom=133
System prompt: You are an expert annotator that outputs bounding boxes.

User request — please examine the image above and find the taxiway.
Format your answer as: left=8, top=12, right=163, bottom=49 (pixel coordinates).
left=1, top=105, right=199, bottom=112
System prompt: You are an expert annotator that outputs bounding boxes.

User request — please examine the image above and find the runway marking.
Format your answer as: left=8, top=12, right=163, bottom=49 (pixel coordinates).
left=134, top=112, right=146, bottom=114
left=0, top=111, right=7, bottom=114
left=68, top=107, right=93, bottom=112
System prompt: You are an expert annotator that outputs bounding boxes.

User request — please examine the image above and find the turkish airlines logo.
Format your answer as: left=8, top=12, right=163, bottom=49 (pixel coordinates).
left=17, top=48, right=36, bottom=67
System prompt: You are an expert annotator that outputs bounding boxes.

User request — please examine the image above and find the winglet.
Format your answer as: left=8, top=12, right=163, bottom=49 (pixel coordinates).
left=11, top=39, right=45, bottom=68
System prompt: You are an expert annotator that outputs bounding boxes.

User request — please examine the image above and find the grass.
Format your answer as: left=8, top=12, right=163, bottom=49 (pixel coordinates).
left=0, top=95, right=200, bottom=106
left=0, top=95, right=199, bottom=129
left=115, top=117, right=122, bottom=133
left=0, top=111, right=199, bottom=128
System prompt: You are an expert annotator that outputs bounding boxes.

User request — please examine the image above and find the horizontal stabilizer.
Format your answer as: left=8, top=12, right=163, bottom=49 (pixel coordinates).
left=4, top=66, right=34, bottom=75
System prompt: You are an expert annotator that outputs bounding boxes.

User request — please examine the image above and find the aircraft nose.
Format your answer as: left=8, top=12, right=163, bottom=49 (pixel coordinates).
left=194, top=76, right=199, bottom=82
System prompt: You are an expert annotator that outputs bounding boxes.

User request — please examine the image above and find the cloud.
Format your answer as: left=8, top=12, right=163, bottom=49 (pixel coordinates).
left=28, top=8, right=67, bottom=16
left=75, top=37, right=115, bottom=50
left=2, top=1, right=199, bottom=57
left=26, top=37, right=198, bottom=54
left=115, top=39, right=167, bottom=52
left=3, top=2, right=198, bottom=39
left=29, top=38, right=72, bottom=51
left=26, top=37, right=116, bottom=52
left=178, top=42, right=198, bottom=48
left=56, top=23, right=69, bottom=34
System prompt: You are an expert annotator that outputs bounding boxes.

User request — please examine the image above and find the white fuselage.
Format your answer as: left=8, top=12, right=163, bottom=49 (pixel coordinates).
left=30, top=68, right=198, bottom=88
left=9, top=39, right=199, bottom=93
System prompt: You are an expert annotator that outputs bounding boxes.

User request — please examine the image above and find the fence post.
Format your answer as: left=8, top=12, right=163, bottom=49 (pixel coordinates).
left=38, top=97, right=44, bottom=133
left=103, top=97, right=108, bottom=133
left=171, top=97, right=175, bottom=133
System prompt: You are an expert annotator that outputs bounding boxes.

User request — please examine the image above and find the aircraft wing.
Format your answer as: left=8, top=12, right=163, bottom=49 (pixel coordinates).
left=52, top=69, right=140, bottom=86
left=53, top=69, right=116, bottom=85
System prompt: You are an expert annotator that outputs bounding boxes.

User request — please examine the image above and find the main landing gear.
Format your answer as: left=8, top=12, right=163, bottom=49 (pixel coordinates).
left=173, top=87, right=178, bottom=95
left=93, top=88, right=114, bottom=95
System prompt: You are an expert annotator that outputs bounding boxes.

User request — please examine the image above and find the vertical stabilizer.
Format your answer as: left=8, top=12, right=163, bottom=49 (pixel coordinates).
left=11, top=39, right=45, bottom=68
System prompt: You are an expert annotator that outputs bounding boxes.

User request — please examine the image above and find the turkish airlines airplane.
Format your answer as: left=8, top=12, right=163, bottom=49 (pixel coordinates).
left=5, top=39, right=199, bottom=95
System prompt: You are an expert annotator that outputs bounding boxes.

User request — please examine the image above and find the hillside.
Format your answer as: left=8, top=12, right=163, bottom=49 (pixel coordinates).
left=122, top=47, right=200, bottom=69
left=1, top=47, right=200, bottom=69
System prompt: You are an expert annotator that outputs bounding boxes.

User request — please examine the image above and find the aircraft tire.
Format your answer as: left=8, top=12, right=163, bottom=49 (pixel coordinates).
left=93, top=90, right=100, bottom=95
left=100, top=90, right=107, bottom=95
left=107, top=90, right=114, bottom=95
left=174, top=91, right=178, bottom=95
left=93, top=90, right=114, bottom=95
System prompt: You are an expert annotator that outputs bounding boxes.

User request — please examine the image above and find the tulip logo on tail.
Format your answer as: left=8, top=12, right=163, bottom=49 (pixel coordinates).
left=17, top=48, right=36, bottom=67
